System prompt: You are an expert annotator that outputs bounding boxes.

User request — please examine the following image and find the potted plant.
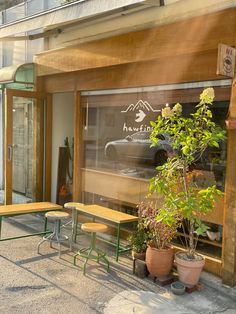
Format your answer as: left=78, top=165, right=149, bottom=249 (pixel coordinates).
left=138, top=201, right=181, bottom=278
left=149, top=88, right=226, bottom=286
left=128, top=224, right=148, bottom=261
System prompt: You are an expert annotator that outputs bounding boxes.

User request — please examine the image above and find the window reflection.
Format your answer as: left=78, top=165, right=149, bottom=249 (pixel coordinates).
left=82, top=94, right=228, bottom=191
left=81, top=88, right=229, bottom=259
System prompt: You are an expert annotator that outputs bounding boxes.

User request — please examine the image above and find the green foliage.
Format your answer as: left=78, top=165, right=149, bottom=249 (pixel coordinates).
left=128, top=225, right=148, bottom=253
left=149, top=88, right=226, bottom=258
left=138, top=201, right=182, bottom=249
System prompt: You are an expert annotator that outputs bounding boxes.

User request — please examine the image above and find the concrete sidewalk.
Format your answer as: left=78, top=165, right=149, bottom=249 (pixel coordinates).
left=0, top=214, right=235, bottom=314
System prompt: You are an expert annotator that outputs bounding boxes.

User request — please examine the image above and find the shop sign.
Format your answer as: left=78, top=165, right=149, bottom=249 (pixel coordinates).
left=121, top=99, right=160, bottom=132
left=217, top=43, right=236, bottom=78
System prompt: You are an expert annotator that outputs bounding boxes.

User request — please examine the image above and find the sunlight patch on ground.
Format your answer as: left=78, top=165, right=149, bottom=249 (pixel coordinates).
left=103, top=290, right=193, bottom=314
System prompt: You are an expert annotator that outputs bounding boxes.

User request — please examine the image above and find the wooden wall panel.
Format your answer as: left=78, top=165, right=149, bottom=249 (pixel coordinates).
left=82, top=168, right=150, bottom=206
left=43, top=50, right=224, bottom=93
left=222, top=79, right=236, bottom=286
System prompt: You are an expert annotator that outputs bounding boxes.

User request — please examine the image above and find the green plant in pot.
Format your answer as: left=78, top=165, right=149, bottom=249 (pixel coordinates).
left=149, top=88, right=226, bottom=286
left=138, top=201, right=181, bottom=278
left=128, top=224, right=148, bottom=261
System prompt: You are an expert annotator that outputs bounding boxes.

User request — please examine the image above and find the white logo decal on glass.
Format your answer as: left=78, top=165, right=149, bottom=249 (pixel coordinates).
left=121, top=100, right=160, bottom=115
left=121, top=100, right=161, bottom=132
left=135, top=110, right=146, bottom=122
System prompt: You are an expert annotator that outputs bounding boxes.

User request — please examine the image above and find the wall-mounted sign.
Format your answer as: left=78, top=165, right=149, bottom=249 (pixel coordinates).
left=217, top=43, right=236, bottom=78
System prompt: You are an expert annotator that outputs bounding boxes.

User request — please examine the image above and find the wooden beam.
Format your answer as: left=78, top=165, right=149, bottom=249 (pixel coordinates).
left=44, top=94, right=52, bottom=201
left=4, top=89, right=13, bottom=205
left=222, top=78, right=236, bottom=286
left=72, top=91, right=83, bottom=202
left=29, top=98, right=44, bottom=201
left=44, top=50, right=225, bottom=93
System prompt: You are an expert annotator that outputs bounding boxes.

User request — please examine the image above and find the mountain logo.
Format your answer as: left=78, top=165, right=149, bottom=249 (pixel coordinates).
left=121, top=100, right=160, bottom=123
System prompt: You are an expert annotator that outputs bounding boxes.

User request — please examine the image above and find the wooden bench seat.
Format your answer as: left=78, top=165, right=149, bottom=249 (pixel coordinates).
left=0, top=202, right=62, bottom=241
left=71, top=203, right=139, bottom=262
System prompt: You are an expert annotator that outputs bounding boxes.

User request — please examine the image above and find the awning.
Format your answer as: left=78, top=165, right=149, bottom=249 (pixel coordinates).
left=0, top=63, right=34, bottom=84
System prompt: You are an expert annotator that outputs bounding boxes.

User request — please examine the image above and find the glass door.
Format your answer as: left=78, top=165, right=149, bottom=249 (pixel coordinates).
left=4, top=89, right=45, bottom=204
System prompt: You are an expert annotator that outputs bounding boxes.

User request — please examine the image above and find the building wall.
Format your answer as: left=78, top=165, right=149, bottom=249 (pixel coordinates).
left=51, top=92, right=74, bottom=202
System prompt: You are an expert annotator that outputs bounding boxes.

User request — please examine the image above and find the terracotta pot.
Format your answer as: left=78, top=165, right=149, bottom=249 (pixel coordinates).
left=175, top=252, right=205, bottom=287
left=145, top=245, right=174, bottom=277
left=131, top=250, right=146, bottom=261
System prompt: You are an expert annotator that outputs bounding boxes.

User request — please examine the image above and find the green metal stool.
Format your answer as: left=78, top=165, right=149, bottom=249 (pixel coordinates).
left=74, top=222, right=110, bottom=274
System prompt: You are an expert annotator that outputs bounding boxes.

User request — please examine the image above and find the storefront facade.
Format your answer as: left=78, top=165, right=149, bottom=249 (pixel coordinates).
left=33, top=7, right=236, bottom=286
left=2, top=0, right=236, bottom=285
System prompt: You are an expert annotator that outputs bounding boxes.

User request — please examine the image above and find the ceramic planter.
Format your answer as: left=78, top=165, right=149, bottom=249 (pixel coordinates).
left=145, top=245, right=174, bottom=277
left=175, top=251, right=205, bottom=287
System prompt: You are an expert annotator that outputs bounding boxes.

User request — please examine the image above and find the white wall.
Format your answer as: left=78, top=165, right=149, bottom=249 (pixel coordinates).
left=51, top=92, right=74, bottom=202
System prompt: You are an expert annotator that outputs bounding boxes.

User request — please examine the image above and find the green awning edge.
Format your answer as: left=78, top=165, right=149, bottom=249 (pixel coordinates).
left=0, top=63, right=34, bottom=84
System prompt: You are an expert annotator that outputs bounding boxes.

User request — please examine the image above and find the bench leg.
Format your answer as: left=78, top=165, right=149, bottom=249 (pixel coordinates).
left=0, top=216, right=2, bottom=239
left=116, top=224, right=121, bottom=262
left=44, top=217, right=48, bottom=233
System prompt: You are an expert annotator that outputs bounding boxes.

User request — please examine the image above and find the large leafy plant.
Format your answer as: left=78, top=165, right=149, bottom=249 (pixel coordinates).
left=149, top=88, right=226, bottom=259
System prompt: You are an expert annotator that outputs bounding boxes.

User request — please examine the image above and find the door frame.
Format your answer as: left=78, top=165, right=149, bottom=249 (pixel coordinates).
left=4, top=88, right=51, bottom=204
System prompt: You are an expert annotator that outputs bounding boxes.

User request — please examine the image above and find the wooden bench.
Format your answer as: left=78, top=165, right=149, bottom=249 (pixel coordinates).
left=72, top=204, right=139, bottom=262
left=0, top=202, right=62, bottom=241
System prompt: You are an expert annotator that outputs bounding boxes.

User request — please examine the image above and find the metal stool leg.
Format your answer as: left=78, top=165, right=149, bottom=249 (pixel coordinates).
left=55, top=220, right=61, bottom=257
left=37, top=224, right=57, bottom=254
left=74, top=231, right=109, bottom=274
left=37, top=217, right=69, bottom=256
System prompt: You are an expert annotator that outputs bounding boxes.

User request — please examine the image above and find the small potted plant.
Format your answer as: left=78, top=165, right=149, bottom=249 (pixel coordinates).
left=128, top=224, right=148, bottom=261
left=149, top=88, right=226, bottom=286
left=138, top=200, right=181, bottom=278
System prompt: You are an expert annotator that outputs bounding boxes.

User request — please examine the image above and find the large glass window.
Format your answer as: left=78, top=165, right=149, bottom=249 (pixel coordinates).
left=81, top=85, right=229, bottom=259
left=82, top=88, right=228, bottom=189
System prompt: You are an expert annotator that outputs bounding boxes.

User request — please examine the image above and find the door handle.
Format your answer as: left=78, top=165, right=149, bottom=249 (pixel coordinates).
left=8, top=145, right=12, bottom=161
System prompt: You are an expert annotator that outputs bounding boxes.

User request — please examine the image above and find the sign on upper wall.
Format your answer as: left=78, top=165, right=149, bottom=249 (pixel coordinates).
left=217, top=43, right=236, bottom=78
